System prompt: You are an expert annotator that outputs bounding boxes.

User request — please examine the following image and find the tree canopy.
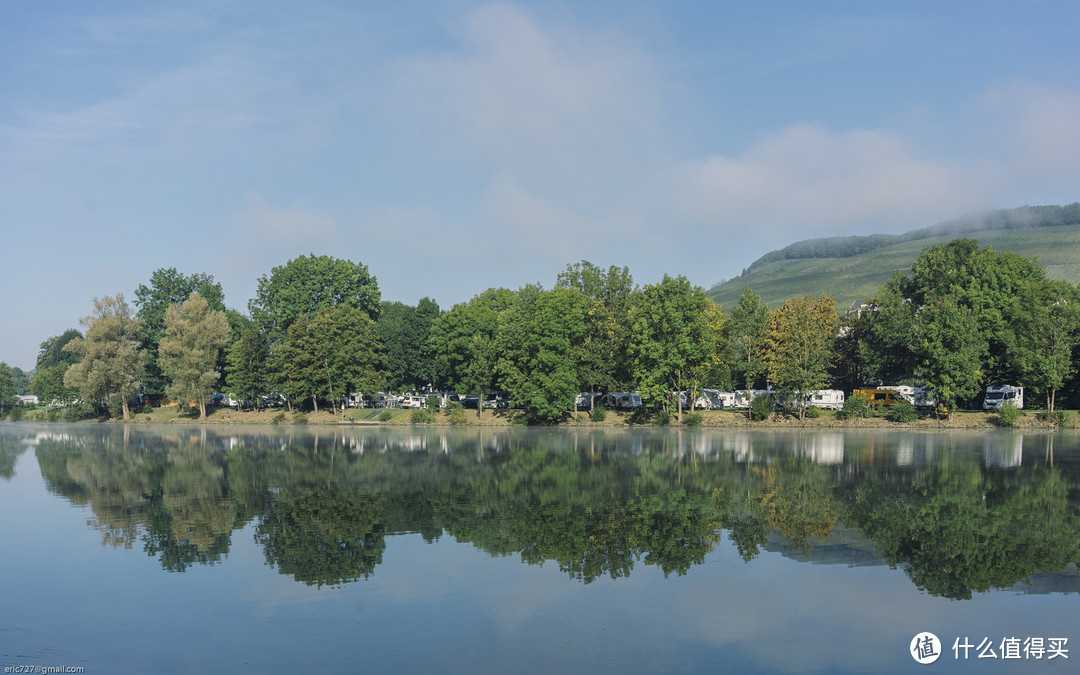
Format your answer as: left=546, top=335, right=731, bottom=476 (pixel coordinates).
left=63, top=294, right=145, bottom=420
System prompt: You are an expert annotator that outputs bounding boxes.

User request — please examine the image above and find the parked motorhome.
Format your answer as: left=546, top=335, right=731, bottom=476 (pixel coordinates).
left=695, top=389, right=732, bottom=410
left=852, top=388, right=912, bottom=410
left=600, top=392, right=644, bottom=410
left=983, top=385, right=1024, bottom=410
left=806, top=389, right=845, bottom=410
left=733, top=389, right=775, bottom=409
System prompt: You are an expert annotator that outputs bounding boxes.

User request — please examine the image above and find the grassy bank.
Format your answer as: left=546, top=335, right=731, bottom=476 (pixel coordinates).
left=8, top=405, right=1074, bottom=429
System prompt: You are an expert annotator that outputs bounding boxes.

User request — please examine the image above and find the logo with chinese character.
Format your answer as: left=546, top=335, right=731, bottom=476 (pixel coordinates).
left=911, top=632, right=942, bottom=664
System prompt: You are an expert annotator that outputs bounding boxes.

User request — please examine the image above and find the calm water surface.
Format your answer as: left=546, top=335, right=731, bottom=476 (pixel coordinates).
left=1, top=424, right=1078, bottom=673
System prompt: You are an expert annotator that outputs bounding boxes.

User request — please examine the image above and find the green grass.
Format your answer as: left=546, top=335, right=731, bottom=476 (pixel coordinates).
left=709, top=226, right=1080, bottom=310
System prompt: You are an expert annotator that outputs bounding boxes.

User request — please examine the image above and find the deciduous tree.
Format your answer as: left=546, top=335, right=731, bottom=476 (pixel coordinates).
left=497, top=285, right=587, bottom=421
left=764, top=295, right=838, bottom=421
left=627, top=275, right=721, bottom=422
left=63, top=294, right=145, bottom=420
left=1007, top=279, right=1080, bottom=412
left=159, top=292, right=231, bottom=419
left=135, top=268, right=225, bottom=393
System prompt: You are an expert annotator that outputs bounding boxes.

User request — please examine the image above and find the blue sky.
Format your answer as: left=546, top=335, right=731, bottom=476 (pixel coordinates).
left=4, top=0, right=1080, bottom=370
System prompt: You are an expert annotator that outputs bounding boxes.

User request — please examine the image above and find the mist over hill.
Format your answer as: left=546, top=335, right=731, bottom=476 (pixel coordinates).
left=708, top=203, right=1080, bottom=312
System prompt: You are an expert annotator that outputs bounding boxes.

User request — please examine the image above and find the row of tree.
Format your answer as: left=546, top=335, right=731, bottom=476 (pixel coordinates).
left=19, top=238, right=1080, bottom=422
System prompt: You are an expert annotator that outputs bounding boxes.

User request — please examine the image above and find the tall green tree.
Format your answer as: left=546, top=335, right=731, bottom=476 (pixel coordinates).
left=134, top=268, right=225, bottom=393
left=555, top=261, right=634, bottom=408
left=249, top=254, right=381, bottom=346
left=911, top=295, right=986, bottom=414
left=63, top=294, right=145, bottom=420
left=0, top=362, right=15, bottom=409
left=31, top=329, right=83, bottom=404
left=428, top=288, right=515, bottom=418
left=378, top=298, right=441, bottom=392
left=763, top=295, right=838, bottom=421
left=627, top=275, right=720, bottom=422
left=279, top=305, right=386, bottom=415
left=1007, top=279, right=1080, bottom=412
left=225, top=321, right=272, bottom=409
left=159, top=292, right=231, bottom=419
left=728, top=288, right=769, bottom=390
left=498, top=285, right=588, bottom=421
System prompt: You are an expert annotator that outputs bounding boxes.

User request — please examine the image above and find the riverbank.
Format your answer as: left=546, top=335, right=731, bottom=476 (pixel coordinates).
left=9, top=405, right=1074, bottom=429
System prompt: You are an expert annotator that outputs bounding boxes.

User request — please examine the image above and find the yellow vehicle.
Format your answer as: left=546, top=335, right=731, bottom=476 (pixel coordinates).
left=852, top=388, right=912, bottom=410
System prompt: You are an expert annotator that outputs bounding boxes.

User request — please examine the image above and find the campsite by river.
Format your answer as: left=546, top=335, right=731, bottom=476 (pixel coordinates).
left=1, top=424, right=1077, bottom=673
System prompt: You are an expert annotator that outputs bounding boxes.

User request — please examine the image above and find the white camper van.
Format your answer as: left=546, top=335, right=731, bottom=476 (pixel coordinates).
left=806, top=389, right=845, bottom=410
left=983, top=385, right=1024, bottom=410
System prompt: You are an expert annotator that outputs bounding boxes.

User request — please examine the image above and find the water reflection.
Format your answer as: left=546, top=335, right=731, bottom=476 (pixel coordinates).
left=9, top=425, right=1080, bottom=599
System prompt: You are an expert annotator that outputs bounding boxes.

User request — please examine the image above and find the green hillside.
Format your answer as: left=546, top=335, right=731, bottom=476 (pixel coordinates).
left=707, top=204, right=1080, bottom=312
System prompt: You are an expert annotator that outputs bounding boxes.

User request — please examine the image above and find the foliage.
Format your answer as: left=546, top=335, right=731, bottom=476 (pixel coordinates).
left=556, top=261, right=635, bottom=398
left=590, top=406, right=607, bottom=422
left=271, top=412, right=285, bottom=424
left=425, top=396, right=441, bottom=410
left=377, top=410, right=393, bottom=422
left=764, top=295, right=837, bottom=421
left=63, top=294, right=145, bottom=420
left=627, top=275, right=722, bottom=422
left=728, top=288, right=769, bottom=390
left=280, top=305, right=386, bottom=415
left=802, top=405, right=822, bottom=419
left=884, top=401, right=918, bottom=423
left=0, top=362, right=14, bottom=408
left=378, top=298, right=441, bottom=392
left=428, top=288, right=515, bottom=418
left=158, top=292, right=231, bottom=419
left=31, top=329, right=83, bottom=405
left=498, top=285, right=587, bottom=422
left=911, top=295, right=987, bottom=413
left=249, top=254, right=381, bottom=346
left=837, top=395, right=871, bottom=420
left=748, top=394, right=773, bottom=421
left=226, top=322, right=271, bottom=409
left=410, top=409, right=432, bottom=424
left=1007, top=279, right=1080, bottom=413
left=134, top=268, right=225, bottom=393
left=1038, top=410, right=1069, bottom=427
left=995, top=402, right=1022, bottom=427
left=447, top=402, right=467, bottom=426
left=654, top=409, right=671, bottom=426
left=683, top=412, right=703, bottom=427
left=292, top=412, right=308, bottom=425
left=7, top=405, right=24, bottom=422
left=63, top=405, right=85, bottom=422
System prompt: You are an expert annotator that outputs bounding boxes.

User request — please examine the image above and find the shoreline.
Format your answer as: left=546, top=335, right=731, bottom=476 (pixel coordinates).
left=8, top=406, right=1073, bottom=430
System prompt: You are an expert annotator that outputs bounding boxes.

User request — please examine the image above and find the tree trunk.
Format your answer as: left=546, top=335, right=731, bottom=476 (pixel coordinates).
left=312, top=394, right=319, bottom=415
left=199, top=401, right=207, bottom=419
left=121, top=400, right=130, bottom=420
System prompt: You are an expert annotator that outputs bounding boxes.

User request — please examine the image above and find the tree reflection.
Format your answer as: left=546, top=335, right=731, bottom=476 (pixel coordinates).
left=26, top=426, right=1080, bottom=597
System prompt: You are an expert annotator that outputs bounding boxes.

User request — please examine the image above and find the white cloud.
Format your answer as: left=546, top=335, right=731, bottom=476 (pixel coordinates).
left=236, top=193, right=340, bottom=249
left=679, top=124, right=984, bottom=231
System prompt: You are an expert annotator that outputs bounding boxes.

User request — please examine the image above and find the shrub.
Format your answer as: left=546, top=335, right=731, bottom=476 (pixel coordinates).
left=683, top=412, right=704, bottom=427
left=272, top=411, right=285, bottom=424
left=425, top=396, right=441, bottom=411
left=654, top=409, right=671, bottom=426
left=7, top=406, right=24, bottom=422
left=292, top=412, right=308, bottom=425
left=1038, top=409, right=1069, bottom=427
left=377, top=410, right=394, bottom=423
left=411, top=408, right=431, bottom=424
left=995, top=402, right=1022, bottom=427
left=885, top=401, right=918, bottom=423
left=449, top=407, right=468, bottom=425
left=838, top=396, right=871, bottom=420
left=45, top=408, right=61, bottom=422
left=590, top=406, right=607, bottom=422
left=803, top=405, right=822, bottom=419
left=63, top=405, right=85, bottom=423
left=749, top=395, right=773, bottom=422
